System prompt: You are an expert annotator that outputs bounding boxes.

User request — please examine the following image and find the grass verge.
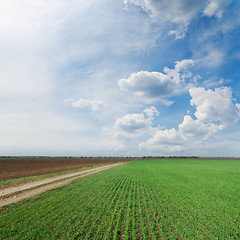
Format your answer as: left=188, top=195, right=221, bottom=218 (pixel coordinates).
left=0, top=163, right=113, bottom=189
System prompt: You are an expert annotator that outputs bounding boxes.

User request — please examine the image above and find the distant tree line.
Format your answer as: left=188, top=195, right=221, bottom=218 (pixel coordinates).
left=0, top=155, right=199, bottom=159
left=0, top=156, right=136, bottom=159
left=140, top=156, right=200, bottom=159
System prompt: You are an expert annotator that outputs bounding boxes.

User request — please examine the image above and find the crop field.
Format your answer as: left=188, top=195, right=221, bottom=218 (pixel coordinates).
left=0, top=159, right=240, bottom=239
left=0, top=157, right=132, bottom=181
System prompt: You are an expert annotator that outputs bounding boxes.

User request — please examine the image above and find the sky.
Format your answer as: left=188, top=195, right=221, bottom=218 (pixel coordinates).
left=1, top=0, right=240, bottom=157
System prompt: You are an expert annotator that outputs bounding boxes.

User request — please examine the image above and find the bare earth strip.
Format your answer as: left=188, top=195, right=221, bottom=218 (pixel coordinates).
left=0, top=163, right=123, bottom=207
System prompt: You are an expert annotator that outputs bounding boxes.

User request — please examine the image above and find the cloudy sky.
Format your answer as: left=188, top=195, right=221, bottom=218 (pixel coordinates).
left=1, top=0, right=240, bottom=157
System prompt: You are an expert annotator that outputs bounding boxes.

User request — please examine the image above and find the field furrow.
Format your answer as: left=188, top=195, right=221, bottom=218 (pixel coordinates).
left=0, top=159, right=239, bottom=239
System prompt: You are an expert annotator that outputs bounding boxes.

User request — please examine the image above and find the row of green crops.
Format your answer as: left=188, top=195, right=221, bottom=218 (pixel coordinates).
left=0, top=159, right=240, bottom=239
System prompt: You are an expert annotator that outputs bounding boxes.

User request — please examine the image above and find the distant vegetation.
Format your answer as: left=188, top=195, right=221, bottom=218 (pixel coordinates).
left=141, top=156, right=199, bottom=159
left=0, top=155, right=199, bottom=159
left=0, top=156, right=136, bottom=159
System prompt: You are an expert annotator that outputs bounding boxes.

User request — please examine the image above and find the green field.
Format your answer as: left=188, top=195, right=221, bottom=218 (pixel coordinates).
left=0, top=159, right=240, bottom=239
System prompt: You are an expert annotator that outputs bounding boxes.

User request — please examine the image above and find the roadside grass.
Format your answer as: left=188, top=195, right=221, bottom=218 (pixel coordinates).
left=0, top=159, right=240, bottom=239
left=0, top=163, right=113, bottom=189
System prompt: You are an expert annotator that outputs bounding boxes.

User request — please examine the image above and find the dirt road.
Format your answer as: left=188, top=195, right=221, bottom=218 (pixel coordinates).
left=0, top=163, right=123, bottom=207
left=0, top=157, right=131, bottom=180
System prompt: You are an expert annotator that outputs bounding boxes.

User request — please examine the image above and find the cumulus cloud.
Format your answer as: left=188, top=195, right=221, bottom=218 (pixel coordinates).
left=115, top=106, right=159, bottom=136
left=104, top=106, right=159, bottom=149
left=179, top=115, right=223, bottom=139
left=139, top=128, right=184, bottom=152
left=139, top=86, right=240, bottom=154
left=118, top=71, right=178, bottom=98
left=118, top=59, right=194, bottom=101
left=181, top=86, right=240, bottom=140
left=189, top=87, right=240, bottom=125
left=115, top=113, right=150, bottom=134
left=174, top=59, right=195, bottom=72
left=65, top=98, right=106, bottom=111
left=124, top=0, right=231, bottom=39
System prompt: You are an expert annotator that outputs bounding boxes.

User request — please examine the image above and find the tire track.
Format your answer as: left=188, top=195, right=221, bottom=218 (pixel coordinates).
left=0, top=163, right=123, bottom=207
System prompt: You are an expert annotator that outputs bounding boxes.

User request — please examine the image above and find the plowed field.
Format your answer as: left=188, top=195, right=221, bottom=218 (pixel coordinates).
left=0, top=157, right=132, bottom=180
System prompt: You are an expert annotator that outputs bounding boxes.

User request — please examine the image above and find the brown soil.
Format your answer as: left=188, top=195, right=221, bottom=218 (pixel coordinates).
left=0, top=163, right=123, bottom=207
left=0, top=157, right=132, bottom=181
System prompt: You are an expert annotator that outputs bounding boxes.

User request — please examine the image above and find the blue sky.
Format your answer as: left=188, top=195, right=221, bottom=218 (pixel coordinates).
left=1, top=0, right=240, bottom=156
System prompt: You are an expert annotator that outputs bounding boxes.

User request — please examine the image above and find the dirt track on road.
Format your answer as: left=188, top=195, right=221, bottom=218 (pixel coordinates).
left=0, top=163, right=123, bottom=207
left=0, top=157, right=131, bottom=180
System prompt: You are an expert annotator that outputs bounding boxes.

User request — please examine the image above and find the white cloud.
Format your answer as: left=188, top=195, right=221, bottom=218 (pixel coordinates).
left=118, top=59, right=194, bottom=101
left=143, top=106, right=159, bottom=119
left=179, top=115, right=223, bottom=139
left=124, top=0, right=204, bottom=23
left=118, top=71, right=178, bottom=98
left=0, top=0, right=163, bottom=156
left=65, top=98, right=106, bottom=111
left=124, top=0, right=204, bottom=39
left=203, top=0, right=232, bottom=18
left=189, top=87, right=240, bottom=125
left=139, top=128, right=184, bottom=152
left=236, top=104, right=240, bottom=113
left=139, top=86, right=240, bottom=154
left=104, top=106, right=159, bottom=147
left=168, top=24, right=189, bottom=39
left=124, top=0, right=231, bottom=39
left=0, top=0, right=239, bottom=157
left=196, top=47, right=225, bottom=68
left=189, top=3, right=239, bottom=70
left=174, top=59, right=195, bottom=72
left=202, top=77, right=231, bottom=88
left=115, top=113, right=150, bottom=134
left=114, top=106, right=158, bottom=137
